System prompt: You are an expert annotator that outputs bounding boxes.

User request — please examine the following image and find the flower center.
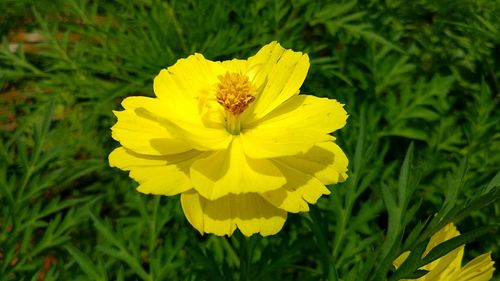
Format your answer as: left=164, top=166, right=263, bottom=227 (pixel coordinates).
left=216, top=72, right=255, bottom=134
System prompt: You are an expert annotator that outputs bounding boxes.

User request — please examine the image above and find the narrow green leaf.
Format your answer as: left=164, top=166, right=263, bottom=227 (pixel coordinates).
left=441, top=157, right=468, bottom=215
left=485, top=171, right=500, bottom=193
left=398, top=143, right=414, bottom=208
left=88, top=211, right=119, bottom=246
left=447, top=187, right=500, bottom=226
left=389, top=238, right=428, bottom=281
left=65, top=244, right=105, bottom=281
left=380, top=129, right=429, bottom=142
left=358, top=30, right=405, bottom=53
left=404, top=270, right=429, bottom=279
left=381, top=184, right=398, bottom=215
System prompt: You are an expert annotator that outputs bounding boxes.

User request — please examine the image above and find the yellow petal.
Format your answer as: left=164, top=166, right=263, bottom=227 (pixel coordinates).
left=278, top=142, right=348, bottom=185
left=247, top=42, right=285, bottom=85
left=425, top=223, right=461, bottom=255
left=392, top=224, right=494, bottom=281
left=181, top=190, right=287, bottom=236
left=155, top=57, right=227, bottom=130
left=132, top=166, right=192, bottom=196
left=111, top=100, right=192, bottom=155
left=161, top=117, right=232, bottom=151
left=221, top=59, right=248, bottom=73
left=393, top=251, right=411, bottom=269
left=153, top=69, right=199, bottom=120
left=149, top=53, right=234, bottom=151
left=246, top=42, right=310, bottom=119
left=262, top=160, right=331, bottom=213
left=241, top=95, right=347, bottom=158
left=157, top=53, right=226, bottom=100
left=109, top=147, right=200, bottom=169
left=456, top=253, right=495, bottom=281
left=423, top=246, right=463, bottom=280
left=421, top=224, right=464, bottom=278
left=394, top=224, right=464, bottom=281
left=109, top=147, right=204, bottom=196
left=190, top=137, right=286, bottom=200
left=117, top=96, right=232, bottom=152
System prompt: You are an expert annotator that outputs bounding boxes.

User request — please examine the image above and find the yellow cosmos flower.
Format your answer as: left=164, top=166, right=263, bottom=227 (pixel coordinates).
left=394, top=223, right=495, bottom=281
left=108, top=42, right=349, bottom=236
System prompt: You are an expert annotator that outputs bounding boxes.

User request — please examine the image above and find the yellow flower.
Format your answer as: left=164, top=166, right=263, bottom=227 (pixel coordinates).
left=394, top=223, right=495, bottom=281
left=108, top=42, right=348, bottom=236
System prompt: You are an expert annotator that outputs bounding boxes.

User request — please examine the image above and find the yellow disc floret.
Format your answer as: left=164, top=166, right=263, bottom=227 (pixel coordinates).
left=216, top=72, right=255, bottom=116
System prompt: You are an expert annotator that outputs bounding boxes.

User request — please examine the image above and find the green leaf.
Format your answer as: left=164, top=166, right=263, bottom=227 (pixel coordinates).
left=389, top=239, right=428, bottom=281
left=485, top=171, right=500, bottom=193
left=404, top=270, right=429, bottom=279
left=398, top=143, right=413, bottom=209
left=89, top=211, right=149, bottom=281
left=448, top=187, right=500, bottom=226
left=380, top=128, right=429, bottom=142
left=357, top=30, right=405, bottom=53
left=312, top=0, right=358, bottom=22
left=65, top=244, right=106, bottom=281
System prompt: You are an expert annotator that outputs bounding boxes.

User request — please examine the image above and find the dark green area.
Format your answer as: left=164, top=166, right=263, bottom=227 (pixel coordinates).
left=1, top=0, right=499, bottom=280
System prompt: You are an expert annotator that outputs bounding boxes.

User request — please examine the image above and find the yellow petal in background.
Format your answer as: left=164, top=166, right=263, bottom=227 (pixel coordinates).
left=393, top=223, right=495, bottom=281
left=393, top=223, right=464, bottom=281
left=190, top=137, right=285, bottom=200
left=420, top=224, right=463, bottom=280
left=393, top=251, right=411, bottom=269
left=180, top=190, right=287, bottom=236
left=424, top=224, right=460, bottom=255
left=423, top=246, right=463, bottom=281
left=456, top=253, right=495, bottom=281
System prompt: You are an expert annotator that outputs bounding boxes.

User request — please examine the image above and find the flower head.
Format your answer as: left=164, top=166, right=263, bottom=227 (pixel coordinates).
left=393, top=223, right=495, bottom=281
left=109, top=42, right=349, bottom=236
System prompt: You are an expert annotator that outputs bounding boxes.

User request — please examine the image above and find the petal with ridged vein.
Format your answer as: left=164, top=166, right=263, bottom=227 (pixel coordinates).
left=109, top=147, right=205, bottom=196
left=181, top=190, right=286, bottom=236
left=456, top=253, right=495, bottom=281
left=278, top=142, right=348, bottom=185
left=156, top=53, right=226, bottom=100
left=262, top=161, right=330, bottom=213
left=241, top=95, right=347, bottom=158
left=111, top=106, right=192, bottom=155
left=190, top=137, right=285, bottom=200
left=117, top=96, right=232, bottom=152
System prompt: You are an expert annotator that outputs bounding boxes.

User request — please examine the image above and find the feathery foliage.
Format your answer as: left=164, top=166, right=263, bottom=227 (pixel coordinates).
left=1, top=0, right=499, bottom=280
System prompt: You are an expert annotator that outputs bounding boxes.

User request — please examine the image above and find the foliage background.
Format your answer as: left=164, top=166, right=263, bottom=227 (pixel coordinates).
left=1, top=0, right=499, bottom=280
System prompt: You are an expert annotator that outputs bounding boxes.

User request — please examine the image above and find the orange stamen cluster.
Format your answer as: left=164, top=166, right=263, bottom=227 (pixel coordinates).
left=216, top=72, right=255, bottom=115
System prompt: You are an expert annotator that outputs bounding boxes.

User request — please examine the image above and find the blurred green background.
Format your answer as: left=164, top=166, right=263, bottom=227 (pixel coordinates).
left=1, top=0, right=499, bottom=280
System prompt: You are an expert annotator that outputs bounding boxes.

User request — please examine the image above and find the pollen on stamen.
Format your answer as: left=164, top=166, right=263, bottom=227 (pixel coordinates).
left=216, top=72, right=255, bottom=115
